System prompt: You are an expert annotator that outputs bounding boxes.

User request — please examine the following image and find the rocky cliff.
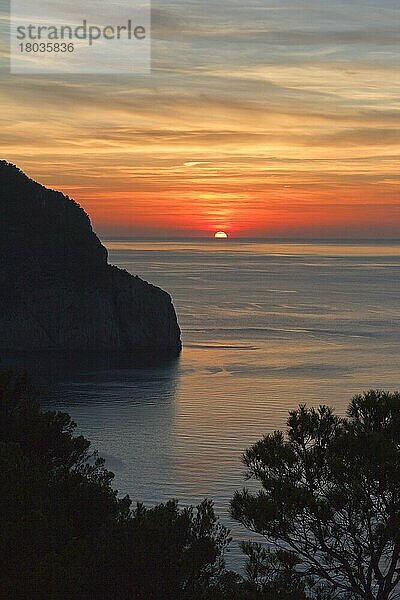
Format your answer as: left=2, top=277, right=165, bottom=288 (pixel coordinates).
left=0, top=161, right=182, bottom=353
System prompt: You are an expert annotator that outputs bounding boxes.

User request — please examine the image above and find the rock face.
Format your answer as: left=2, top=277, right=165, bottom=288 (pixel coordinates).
left=0, top=161, right=182, bottom=353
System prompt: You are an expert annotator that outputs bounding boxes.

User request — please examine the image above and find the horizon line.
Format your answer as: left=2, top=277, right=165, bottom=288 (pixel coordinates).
left=100, top=236, right=400, bottom=243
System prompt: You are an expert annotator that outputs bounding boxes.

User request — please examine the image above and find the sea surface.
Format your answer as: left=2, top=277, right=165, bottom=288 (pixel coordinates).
left=41, top=240, right=400, bottom=567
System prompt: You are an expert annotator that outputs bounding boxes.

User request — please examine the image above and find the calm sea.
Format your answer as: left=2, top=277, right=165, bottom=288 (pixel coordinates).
left=41, top=240, right=400, bottom=567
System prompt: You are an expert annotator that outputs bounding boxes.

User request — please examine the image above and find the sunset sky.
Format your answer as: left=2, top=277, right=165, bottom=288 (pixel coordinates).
left=1, top=0, right=399, bottom=238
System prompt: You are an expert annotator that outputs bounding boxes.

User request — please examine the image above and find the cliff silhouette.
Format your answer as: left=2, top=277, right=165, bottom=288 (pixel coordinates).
left=0, top=161, right=182, bottom=353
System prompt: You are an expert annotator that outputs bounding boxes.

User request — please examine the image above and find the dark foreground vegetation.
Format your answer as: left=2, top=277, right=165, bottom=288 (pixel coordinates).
left=232, top=392, right=400, bottom=600
left=0, top=370, right=231, bottom=599
left=1, top=370, right=399, bottom=599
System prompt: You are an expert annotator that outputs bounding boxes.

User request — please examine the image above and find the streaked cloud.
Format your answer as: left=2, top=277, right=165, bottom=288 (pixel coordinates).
left=0, top=0, right=399, bottom=237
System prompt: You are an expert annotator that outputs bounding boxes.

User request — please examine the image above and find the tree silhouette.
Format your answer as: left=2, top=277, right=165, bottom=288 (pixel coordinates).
left=231, top=391, right=400, bottom=599
left=0, top=370, right=230, bottom=599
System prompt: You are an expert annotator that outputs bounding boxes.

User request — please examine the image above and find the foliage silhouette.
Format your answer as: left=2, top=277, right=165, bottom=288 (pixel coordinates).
left=2, top=369, right=399, bottom=599
left=0, top=370, right=229, bottom=599
left=231, top=392, right=400, bottom=599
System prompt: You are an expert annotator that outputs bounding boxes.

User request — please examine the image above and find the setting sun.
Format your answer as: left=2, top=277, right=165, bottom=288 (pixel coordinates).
left=214, top=231, right=228, bottom=239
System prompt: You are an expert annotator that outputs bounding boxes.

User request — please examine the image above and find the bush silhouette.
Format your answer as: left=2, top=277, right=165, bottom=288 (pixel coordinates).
left=0, top=370, right=230, bottom=599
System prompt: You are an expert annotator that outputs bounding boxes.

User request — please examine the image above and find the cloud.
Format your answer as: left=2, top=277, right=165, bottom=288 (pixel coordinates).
left=0, top=0, right=399, bottom=236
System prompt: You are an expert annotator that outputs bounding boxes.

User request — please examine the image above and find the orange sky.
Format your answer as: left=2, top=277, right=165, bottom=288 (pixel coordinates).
left=1, top=1, right=399, bottom=238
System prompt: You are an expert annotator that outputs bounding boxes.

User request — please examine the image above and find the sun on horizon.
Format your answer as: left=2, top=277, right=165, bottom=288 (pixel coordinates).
left=214, top=231, right=228, bottom=239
